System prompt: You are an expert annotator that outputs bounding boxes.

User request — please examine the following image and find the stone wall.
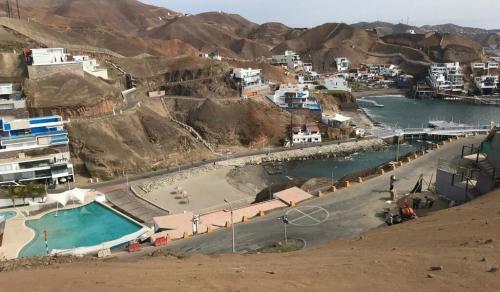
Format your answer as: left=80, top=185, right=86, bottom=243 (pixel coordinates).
left=27, top=63, right=84, bottom=80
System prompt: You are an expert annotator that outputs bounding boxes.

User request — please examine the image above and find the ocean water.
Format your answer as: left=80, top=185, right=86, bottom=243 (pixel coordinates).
left=362, top=95, right=500, bottom=128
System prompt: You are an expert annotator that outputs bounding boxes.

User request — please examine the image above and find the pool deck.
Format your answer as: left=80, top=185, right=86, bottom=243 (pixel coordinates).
left=0, top=191, right=97, bottom=260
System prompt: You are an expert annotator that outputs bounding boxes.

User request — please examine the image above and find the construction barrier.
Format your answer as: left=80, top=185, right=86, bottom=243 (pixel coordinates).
left=379, top=169, right=385, bottom=175
left=344, top=181, right=350, bottom=188
left=318, top=191, right=324, bottom=197
left=154, top=237, right=168, bottom=247
left=406, top=157, right=411, bottom=163
left=357, top=177, right=363, bottom=183
left=242, top=216, right=248, bottom=222
left=206, top=225, right=212, bottom=233
left=331, top=186, right=337, bottom=192
left=290, top=201, right=296, bottom=207
left=225, top=221, right=231, bottom=228
left=391, top=164, right=397, bottom=171
left=259, top=210, right=265, bottom=217
left=398, top=161, right=404, bottom=167
left=128, top=242, right=141, bottom=253
left=183, top=232, right=190, bottom=239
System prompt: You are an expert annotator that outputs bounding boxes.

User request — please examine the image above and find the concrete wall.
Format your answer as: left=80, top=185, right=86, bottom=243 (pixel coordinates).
left=435, top=169, right=469, bottom=203
left=28, top=63, right=84, bottom=80
left=487, top=132, right=500, bottom=169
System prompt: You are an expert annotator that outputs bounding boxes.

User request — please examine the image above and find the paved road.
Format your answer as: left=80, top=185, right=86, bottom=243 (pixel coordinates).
left=134, top=135, right=482, bottom=256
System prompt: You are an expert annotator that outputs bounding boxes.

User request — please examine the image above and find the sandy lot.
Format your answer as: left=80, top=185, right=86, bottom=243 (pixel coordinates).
left=138, top=167, right=259, bottom=214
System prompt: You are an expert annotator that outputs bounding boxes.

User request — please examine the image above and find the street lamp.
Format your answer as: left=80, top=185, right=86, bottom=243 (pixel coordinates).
left=278, top=215, right=289, bottom=244
left=224, top=199, right=235, bottom=253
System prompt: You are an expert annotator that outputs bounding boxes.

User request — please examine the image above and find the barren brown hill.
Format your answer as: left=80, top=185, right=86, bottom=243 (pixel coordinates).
left=188, top=99, right=290, bottom=147
left=11, top=0, right=178, bottom=35
left=146, top=12, right=271, bottom=59
left=2, top=188, right=499, bottom=291
left=382, top=32, right=483, bottom=63
left=24, top=72, right=122, bottom=118
left=247, top=22, right=293, bottom=48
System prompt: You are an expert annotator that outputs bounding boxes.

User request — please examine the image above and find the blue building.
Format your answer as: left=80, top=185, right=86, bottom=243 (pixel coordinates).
left=0, top=116, right=74, bottom=185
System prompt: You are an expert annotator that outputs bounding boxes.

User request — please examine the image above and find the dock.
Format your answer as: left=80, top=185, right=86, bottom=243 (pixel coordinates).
left=368, top=120, right=495, bottom=140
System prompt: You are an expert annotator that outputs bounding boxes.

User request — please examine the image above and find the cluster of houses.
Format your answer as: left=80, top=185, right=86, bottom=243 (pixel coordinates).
left=426, top=59, right=500, bottom=96
left=0, top=47, right=111, bottom=187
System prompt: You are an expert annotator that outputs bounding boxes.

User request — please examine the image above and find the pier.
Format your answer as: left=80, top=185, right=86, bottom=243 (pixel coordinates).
left=368, top=120, right=495, bottom=140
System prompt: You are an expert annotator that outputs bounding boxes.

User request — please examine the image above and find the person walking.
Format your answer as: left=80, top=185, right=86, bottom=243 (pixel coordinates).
left=390, top=175, right=397, bottom=200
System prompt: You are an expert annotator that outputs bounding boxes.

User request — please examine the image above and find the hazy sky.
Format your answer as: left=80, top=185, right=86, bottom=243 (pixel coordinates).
left=143, top=0, right=500, bottom=29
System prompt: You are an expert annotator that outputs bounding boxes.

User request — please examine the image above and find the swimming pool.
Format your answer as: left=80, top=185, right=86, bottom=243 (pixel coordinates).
left=0, top=211, right=16, bottom=221
left=20, top=202, right=144, bottom=257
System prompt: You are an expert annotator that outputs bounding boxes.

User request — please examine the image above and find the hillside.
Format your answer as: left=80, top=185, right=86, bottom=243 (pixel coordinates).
left=146, top=12, right=271, bottom=59
left=1, top=188, right=499, bottom=291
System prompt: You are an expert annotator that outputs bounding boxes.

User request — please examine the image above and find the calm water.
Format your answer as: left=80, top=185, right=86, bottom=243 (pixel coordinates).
left=276, top=95, right=500, bottom=179
left=280, top=144, right=418, bottom=180
left=20, top=202, right=142, bottom=257
left=363, top=95, right=500, bottom=128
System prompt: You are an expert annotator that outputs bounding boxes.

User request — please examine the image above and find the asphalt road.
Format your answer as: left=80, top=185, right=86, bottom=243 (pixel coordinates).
left=137, top=135, right=483, bottom=257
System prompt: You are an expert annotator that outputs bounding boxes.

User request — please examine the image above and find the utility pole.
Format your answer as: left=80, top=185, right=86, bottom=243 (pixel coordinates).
left=224, top=199, right=235, bottom=253
left=6, top=0, right=12, bottom=18
left=15, top=0, right=19, bottom=19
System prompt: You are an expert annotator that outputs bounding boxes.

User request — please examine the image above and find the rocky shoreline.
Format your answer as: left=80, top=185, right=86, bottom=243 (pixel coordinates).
left=219, top=138, right=386, bottom=167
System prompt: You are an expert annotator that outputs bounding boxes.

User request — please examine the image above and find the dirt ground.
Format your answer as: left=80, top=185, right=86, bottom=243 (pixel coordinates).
left=1, top=188, right=499, bottom=291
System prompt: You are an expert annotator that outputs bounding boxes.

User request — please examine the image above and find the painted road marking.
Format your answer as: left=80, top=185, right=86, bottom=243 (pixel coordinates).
left=286, top=206, right=329, bottom=227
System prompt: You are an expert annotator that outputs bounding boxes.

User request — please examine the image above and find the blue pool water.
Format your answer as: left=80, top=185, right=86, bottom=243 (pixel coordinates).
left=20, top=202, right=142, bottom=257
left=0, top=211, right=16, bottom=220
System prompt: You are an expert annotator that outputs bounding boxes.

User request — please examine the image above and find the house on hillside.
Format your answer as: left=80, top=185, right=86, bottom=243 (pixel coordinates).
left=272, top=51, right=303, bottom=71
left=290, top=123, right=322, bottom=145
left=0, top=83, right=25, bottom=112
left=0, top=116, right=74, bottom=186
left=267, top=84, right=321, bottom=112
left=232, top=68, right=269, bottom=98
left=25, top=48, right=108, bottom=80
left=427, top=62, right=464, bottom=93
left=335, top=57, right=350, bottom=72
left=323, top=76, right=351, bottom=92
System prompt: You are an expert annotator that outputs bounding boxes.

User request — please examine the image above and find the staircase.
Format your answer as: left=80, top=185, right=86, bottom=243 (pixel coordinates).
left=478, top=159, right=500, bottom=186
left=160, top=97, right=216, bottom=153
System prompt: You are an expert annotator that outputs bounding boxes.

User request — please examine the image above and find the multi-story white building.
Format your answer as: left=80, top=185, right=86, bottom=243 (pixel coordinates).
left=427, top=62, right=464, bottom=93
left=272, top=51, right=303, bottom=71
left=233, top=68, right=263, bottom=87
left=303, top=63, right=313, bottom=72
left=323, top=76, right=351, bottom=92
left=0, top=116, right=74, bottom=185
left=267, top=84, right=321, bottom=112
left=291, top=124, right=322, bottom=144
left=335, top=57, right=350, bottom=72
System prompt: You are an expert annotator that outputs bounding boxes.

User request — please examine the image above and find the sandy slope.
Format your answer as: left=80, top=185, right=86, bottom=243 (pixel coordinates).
left=1, top=188, right=499, bottom=291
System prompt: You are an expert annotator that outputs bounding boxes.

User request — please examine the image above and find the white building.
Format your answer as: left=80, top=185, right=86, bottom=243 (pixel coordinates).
left=335, top=57, right=350, bottom=72
left=303, top=63, right=313, bottom=72
left=323, top=76, right=351, bottom=92
left=0, top=84, right=14, bottom=96
left=28, top=48, right=108, bottom=79
left=233, top=68, right=263, bottom=87
left=291, top=124, right=322, bottom=144
left=267, top=84, right=321, bottom=112
left=73, top=55, right=109, bottom=79
left=30, top=48, right=71, bottom=66
left=428, top=62, right=464, bottom=93
left=470, top=62, right=499, bottom=71
left=321, top=113, right=352, bottom=127
left=272, top=51, right=303, bottom=70
left=474, top=76, right=499, bottom=95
